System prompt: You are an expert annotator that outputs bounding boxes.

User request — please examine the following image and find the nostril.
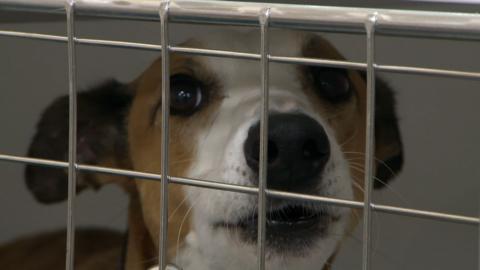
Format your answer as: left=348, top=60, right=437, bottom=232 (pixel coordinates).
left=302, top=139, right=326, bottom=160
left=303, top=139, right=316, bottom=159
left=267, top=140, right=278, bottom=164
left=250, top=139, right=279, bottom=164
left=251, top=140, right=260, bottom=162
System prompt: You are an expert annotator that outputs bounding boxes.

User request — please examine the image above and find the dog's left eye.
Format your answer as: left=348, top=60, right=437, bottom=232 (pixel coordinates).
left=170, top=74, right=204, bottom=115
left=310, top=67, right=352, bottom=103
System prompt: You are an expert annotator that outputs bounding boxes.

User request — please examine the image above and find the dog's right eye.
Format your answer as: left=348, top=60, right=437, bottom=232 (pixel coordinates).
left=310, top=67, right=352, bottom=103
left=170, top=74, right=204, bottom=116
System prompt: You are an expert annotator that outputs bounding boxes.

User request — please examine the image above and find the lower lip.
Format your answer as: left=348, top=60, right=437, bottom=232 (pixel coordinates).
left=239, top=212, right=328, bottom=236
left=217, top=210, right=332, bottom=249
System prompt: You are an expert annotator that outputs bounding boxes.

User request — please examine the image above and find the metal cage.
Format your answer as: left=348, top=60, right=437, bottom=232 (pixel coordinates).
left=0, top=1, right=479, bottom=270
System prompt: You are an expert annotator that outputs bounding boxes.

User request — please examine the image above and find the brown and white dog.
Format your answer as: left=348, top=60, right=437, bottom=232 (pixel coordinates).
left=2, top=29, right=403, bottom=270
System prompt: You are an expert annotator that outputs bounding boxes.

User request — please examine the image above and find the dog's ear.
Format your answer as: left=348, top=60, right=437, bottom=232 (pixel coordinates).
left=372, top=77, right=404, bottom=189
left=25, top=80, right=133, bottom=203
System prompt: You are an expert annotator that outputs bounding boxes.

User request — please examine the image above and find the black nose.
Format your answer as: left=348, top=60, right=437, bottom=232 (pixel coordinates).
left=244, top=113, right=330, bottom=192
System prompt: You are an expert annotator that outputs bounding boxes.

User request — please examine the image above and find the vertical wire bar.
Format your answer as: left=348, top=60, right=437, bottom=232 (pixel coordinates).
left=65, top=0, right=77, bottom=269
left=257, top=8, right=271, bottom=270
left=362, top=14, right=378, bottom=270
left=159, top=1, right=170, bottom=269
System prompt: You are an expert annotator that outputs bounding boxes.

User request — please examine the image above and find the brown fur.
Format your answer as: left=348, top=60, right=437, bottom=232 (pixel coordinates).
left=0, top=229, right=123, bottom=270
left=125, top=54, right=224, bottom=267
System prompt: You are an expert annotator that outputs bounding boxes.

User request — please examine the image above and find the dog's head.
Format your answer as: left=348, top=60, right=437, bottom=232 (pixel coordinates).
left=26, top=30, right=403, bottom=270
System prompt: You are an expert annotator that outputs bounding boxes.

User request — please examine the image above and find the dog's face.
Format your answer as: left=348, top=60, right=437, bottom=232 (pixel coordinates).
left=26, top=30, right=403, bottom=270
left=127, top=30, right=402, bottom=269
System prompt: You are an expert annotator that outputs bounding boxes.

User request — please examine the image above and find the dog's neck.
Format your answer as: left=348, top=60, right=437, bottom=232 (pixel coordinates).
left=175, top=232, right=336, bottom=270
left=124, top=209, right=336, bottom=270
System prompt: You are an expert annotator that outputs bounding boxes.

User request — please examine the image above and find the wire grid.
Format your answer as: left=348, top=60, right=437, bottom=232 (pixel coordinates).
left=0, top=0, right=480, bottom=270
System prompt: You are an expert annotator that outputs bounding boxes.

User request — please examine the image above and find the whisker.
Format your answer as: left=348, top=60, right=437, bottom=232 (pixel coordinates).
left=339, top=128, right=360, bottom=147
left=175, top=195, right=198, bottom=265
left=348, top=163, right=395, bottom=190
left=351, top=180, right=366, bottom=195
left=348, top=163, right=408, bottom=205
left=344, top=151, right=399, bottom=178
left=168, top=193, right=190, bottom=222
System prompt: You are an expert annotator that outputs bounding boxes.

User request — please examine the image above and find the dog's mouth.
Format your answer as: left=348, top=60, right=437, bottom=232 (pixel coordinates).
left=215, top=203, right=339, bottom=253
left=241, top=205, right=327, bottom=231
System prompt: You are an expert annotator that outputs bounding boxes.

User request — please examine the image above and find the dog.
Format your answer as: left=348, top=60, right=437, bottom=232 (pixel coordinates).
left=1, top=29, right=403, bottom=270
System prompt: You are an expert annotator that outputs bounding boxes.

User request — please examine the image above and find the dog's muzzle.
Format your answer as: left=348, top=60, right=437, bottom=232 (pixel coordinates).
left=215, top=113, right=334, bottom=252
left=243, top=113, right=330, bottom=192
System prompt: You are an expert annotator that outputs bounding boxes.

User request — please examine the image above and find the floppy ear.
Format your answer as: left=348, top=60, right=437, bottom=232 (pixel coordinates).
left=372, top=77, right=404, bottom=189
left=25, top=80, right=133, bottom=203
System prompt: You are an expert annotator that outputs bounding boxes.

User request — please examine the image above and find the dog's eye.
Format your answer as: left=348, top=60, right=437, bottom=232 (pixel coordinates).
left=310, top=67, right=352, bottom=103
left=170, top=74, right=203, bottom=115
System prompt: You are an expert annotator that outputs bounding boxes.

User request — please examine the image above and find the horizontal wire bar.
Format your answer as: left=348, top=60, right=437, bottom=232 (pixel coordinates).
left=376, top=64, right=480, bottom=80
left=266, top=189, right=364, bottom=209
left=77, top=37, right=162, bottom=51
left=0, top=30, right=67, bottom=42
left=78, top=164, right=161, bottom=181
left=1, top=153, right=478, bottom=226
left=2, top=0, right=480, bottom=40
left=372, top=204, right=480, bottom=225
left=2, top=29, right=480, bottom=80
left=269, top=55, right=366, bottom=70
left=0, top=30, right=163, bottom=51
left=170, top=46, right=259, bottom=60
left=170, top=175, right=258, bottom=195
left=0, top=154, right=66, bottom=168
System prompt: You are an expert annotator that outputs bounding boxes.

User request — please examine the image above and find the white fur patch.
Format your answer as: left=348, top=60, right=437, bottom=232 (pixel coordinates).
left=172, top=29, right=354, bottom=270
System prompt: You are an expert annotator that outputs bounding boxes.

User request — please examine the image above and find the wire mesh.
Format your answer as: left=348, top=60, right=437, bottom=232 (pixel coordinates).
left=1, top=1, right=479, bottom=270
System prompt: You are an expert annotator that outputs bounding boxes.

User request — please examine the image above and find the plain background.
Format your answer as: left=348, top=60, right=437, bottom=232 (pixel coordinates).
left=0, top=1, right=479, bottom=269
